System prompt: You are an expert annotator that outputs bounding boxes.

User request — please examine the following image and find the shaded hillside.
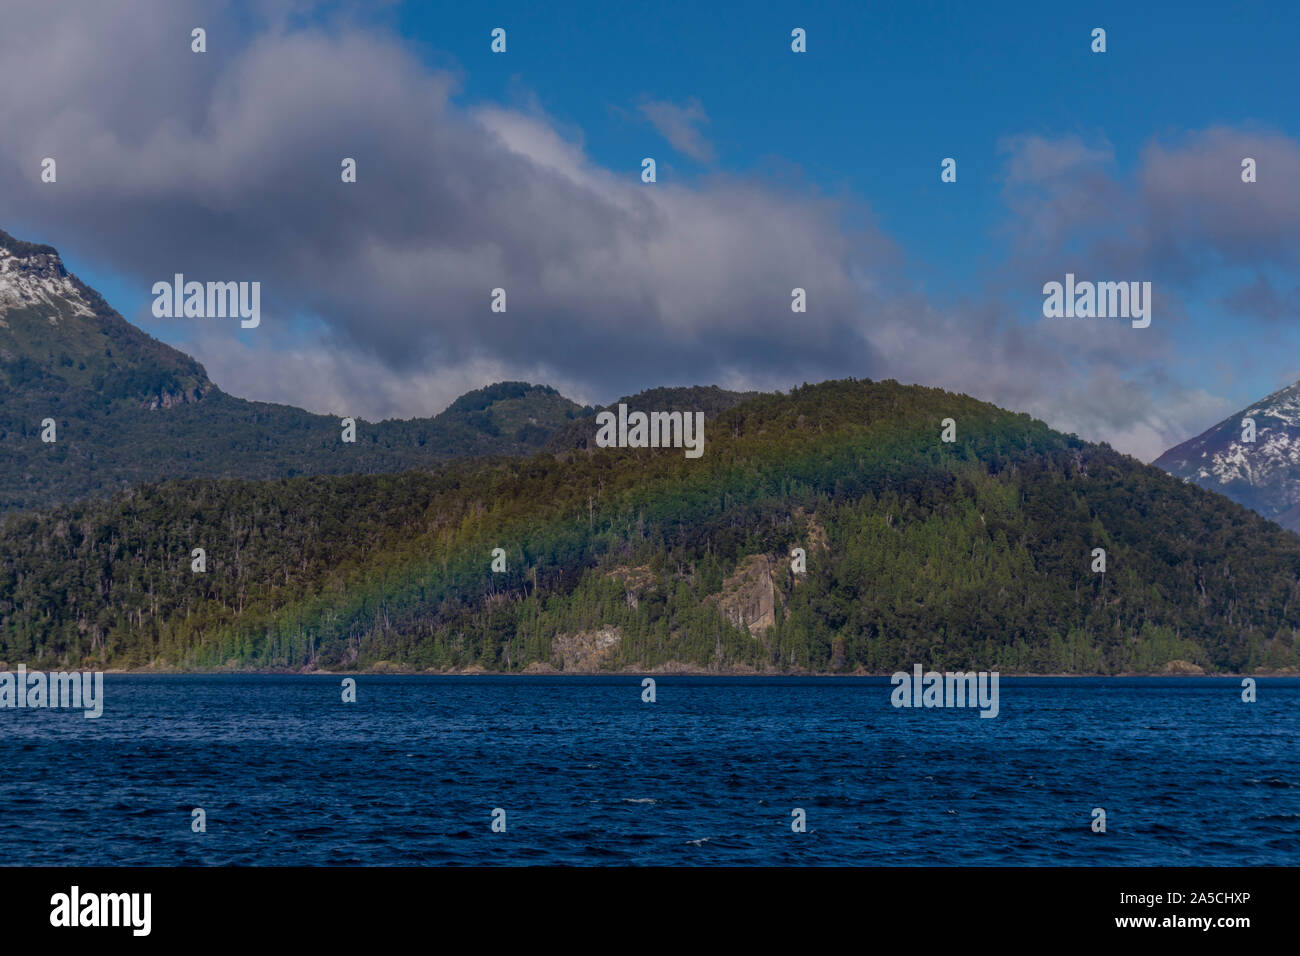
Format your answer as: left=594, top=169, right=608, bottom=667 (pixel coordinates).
left=3, top=379, right=1298, bottom=675
left=0, top=229, right=583, bottom=510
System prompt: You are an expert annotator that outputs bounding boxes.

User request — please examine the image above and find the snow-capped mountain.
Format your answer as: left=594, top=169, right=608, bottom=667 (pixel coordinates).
left=1, top=240, right=100, bottom=320
left=0, top=229, right=212, bottom=406
left=0, top=227, right=583, bottom=512
left=1154, top=380, right=1300, bottom=533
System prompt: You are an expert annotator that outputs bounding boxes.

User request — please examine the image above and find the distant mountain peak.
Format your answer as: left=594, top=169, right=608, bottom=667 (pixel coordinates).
left=0, top=227, right=592, bottom=511
left=0, top=235, right=95, bottom=321
left=0, top=228, right=59, bottom=258
left=1155, top=379, right=1300, bottom=533
left=0, top=227, right=212, bottom=412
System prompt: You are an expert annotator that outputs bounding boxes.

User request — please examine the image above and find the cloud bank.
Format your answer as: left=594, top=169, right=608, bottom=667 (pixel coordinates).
left=0, top=1, right=1296, bottom=462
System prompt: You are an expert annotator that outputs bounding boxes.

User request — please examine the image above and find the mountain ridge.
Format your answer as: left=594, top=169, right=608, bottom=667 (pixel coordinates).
left=0, top=228, right=594, bottom=510
left=4, top=377, right=1298, bottom=676
left=7, top=228, right=1300, bottom=676
left=0, top=226, right=765, bottom=513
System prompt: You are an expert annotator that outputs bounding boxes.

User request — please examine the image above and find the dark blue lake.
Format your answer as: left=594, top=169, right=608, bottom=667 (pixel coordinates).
left=2, top=676, right=1296, bottom=865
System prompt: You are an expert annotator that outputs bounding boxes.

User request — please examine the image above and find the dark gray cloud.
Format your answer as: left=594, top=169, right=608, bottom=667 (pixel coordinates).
left=1221, top=273, right=1300, bottom=324
left=0, top=0, right=882, bottom=418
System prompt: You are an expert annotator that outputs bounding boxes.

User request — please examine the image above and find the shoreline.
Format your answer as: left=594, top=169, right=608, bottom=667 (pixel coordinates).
left=46, top=666, right=1300, bottom=678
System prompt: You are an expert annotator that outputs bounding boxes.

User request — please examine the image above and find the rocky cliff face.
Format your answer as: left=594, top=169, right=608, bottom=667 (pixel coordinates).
left=0, top=245, right=86, bottom=310
left=711, top=554, right=780, bottom=636
left=552, top=627, right=622, bottom=670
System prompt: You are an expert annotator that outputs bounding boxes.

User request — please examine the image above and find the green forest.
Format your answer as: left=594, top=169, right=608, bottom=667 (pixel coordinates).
left=3, top=378, right=1299, bottom=675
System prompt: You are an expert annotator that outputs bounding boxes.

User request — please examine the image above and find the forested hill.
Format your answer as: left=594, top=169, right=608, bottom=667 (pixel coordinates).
left=0, top=229, right=584, bottom=510
left=3, top=378, right=1299, bottom=675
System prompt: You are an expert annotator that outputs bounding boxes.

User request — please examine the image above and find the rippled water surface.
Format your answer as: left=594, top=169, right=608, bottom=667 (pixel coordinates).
left=2, top=676, right=1296, bottom=865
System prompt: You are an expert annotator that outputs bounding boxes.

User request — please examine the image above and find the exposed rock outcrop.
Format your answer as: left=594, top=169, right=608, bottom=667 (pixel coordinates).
left=710, top=554, right=779, bottom=636
left=606, top=564, right=656, bottom=609
left=552, top=626, right=622, bottom=670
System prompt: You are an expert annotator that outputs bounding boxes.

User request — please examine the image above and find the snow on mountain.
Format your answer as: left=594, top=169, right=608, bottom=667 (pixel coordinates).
left=0, top=242, right=97, bottom=320
left=1155, top=380, right=1300, bottom=533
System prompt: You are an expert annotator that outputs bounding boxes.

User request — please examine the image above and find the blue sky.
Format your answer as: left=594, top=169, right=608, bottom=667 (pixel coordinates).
left=391, top=0, right=1296, bottom=276
left=6, top=0, right=1300, bottom=460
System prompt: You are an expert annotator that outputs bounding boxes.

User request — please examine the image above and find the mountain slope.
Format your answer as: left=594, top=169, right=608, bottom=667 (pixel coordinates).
left=3, top=379, right=1298, bottom=675
left=1154, top=380, right=1300, bottom=533
left=0, top=229, right=583, bottom=511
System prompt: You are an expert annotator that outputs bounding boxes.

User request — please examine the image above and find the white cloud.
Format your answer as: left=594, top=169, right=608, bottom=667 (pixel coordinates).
left=638, top=97, right=715, bottom=163
left=0, top=2, right=1296, bottom=463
